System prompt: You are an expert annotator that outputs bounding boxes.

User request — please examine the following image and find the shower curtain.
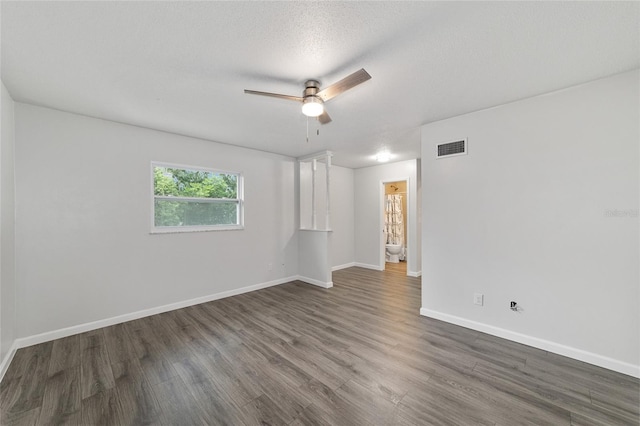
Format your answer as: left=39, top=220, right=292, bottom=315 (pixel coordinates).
left=385, top=194, right=404, bottom=246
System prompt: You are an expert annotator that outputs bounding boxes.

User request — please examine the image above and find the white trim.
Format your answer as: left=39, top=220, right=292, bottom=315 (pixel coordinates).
left=332, top=262, right=356, bottom=271
left=354, top=262, right=384, bottom=271
left=150, top=224, right=244, bottom=234
left=154, top=196, right=240, bottom=203
left=0, top=340, right=19, bottom=383
left=151, top=161, right=241, bottom=176
left=9, top=276, right=297, bottom=353
left=297, top=150, right=334, bottom=163
left=407, top=270, right=422, bottom=277
left=296, top=276, right=333, bottom=289
left=420, top=308, right=640, bottom=379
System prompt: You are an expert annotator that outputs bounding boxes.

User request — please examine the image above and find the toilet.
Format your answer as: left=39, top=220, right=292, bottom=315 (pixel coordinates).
left=385, top=244, right=402, bottom=263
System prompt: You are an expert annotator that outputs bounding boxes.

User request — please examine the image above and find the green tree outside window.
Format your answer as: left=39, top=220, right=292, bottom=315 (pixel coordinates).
left=153, top=166, right=240, bottom=228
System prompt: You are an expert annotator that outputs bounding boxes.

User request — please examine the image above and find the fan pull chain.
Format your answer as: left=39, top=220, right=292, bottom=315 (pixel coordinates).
left=306, top=116, right=309, bottom=143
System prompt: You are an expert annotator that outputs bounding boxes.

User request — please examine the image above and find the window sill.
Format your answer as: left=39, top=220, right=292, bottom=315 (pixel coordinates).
left=150, top=225, right=244, bottom=234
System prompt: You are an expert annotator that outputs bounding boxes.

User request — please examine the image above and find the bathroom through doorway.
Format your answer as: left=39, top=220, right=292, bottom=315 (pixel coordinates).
left=382, top=179, right=408, bottom=275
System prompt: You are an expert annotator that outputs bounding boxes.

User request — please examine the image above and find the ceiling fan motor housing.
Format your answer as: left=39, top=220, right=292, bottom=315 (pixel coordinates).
left=303, top=80, right=320, bottom=97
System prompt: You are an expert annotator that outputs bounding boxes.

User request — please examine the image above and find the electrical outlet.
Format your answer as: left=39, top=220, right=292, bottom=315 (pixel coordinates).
left=267, top=263, right=273, bottom=271
left=474, top=293, right=484, bottom=306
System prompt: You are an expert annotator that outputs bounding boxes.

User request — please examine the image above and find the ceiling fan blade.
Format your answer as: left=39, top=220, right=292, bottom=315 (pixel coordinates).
left=317, top=68, right=371, bottom=102
left=318, top=110, right=332, bottom=125
left=244, top=89, right=303, bottom=102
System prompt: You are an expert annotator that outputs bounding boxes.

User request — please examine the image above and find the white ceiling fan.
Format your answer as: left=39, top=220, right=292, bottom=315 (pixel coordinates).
left=244, top=68, right=372, bottom=124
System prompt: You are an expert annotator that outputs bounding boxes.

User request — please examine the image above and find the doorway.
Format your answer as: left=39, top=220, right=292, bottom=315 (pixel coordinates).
left=380, top=178, right=410, bottom=276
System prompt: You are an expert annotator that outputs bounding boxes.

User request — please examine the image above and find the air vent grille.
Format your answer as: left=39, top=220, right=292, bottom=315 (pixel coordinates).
left=437, top=139, right=467, bottom=158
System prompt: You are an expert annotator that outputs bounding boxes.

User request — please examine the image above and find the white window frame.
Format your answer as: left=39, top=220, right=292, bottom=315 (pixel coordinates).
left=150, top=161, right=244, bottom=234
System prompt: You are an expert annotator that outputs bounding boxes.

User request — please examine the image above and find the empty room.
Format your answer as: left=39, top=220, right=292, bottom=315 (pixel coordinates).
left=1, top=2, right=638, bottom=425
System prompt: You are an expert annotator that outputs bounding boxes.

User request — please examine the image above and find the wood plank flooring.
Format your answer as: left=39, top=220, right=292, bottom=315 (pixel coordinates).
left=384, top=260, right=406, bottom=275
left=1, top=267, right=638, bottom=425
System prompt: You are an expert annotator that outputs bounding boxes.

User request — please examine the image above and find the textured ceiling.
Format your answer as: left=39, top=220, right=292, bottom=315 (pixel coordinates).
left=2, top=1, right=638, bottom=168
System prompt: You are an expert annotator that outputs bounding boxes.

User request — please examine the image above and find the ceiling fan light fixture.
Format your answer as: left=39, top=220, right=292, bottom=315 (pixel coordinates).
left=301, top=96, right=324, bottom=117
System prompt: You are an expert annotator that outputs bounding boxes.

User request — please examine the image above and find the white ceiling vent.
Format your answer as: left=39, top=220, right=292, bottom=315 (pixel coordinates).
left=437, top=139, right=467, bottom=158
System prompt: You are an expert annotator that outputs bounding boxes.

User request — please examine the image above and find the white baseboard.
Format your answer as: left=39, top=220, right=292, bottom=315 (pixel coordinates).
left=420, top=308, right=640, bottom=379
left=10, top=276, right=298, bottom=354
left=332, top=262, right=355, bottom=271
left=354, top=262, right=384, bottom=271
left=297, top=276, right=333, bottom=289
left=407, top=270, right=422, bottom=277
left=0, top=340, right=19, bottom=383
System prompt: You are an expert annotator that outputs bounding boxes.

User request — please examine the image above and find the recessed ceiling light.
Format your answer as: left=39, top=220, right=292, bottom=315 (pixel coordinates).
left=376, top=150, right=390, bottom=162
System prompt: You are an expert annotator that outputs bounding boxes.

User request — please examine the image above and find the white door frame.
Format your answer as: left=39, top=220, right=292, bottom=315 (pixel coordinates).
left=379, top=177, right=411, bottom=275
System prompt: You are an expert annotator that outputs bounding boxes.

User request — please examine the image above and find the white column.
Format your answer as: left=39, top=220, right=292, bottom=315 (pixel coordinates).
left=311, top=158, right=317, bottom=230
left=325, top=155, right=331, bottom=230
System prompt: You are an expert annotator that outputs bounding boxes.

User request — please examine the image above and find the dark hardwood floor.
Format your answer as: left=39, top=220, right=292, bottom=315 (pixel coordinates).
left=1, top=267, right=638, bottom=425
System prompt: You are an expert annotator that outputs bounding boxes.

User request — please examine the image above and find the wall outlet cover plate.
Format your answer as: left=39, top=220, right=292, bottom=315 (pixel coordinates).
left=474, top=293, right=484, bottom=306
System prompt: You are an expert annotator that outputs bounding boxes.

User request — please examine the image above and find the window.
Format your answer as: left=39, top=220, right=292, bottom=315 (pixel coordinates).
left=151, top=162, right=243, bottom=233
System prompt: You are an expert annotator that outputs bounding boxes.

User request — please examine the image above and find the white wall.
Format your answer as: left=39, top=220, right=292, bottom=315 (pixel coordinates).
left=354, top=159, right=421, bottom=276
left=330, top=165, right=354, bottom=269
left=421, top=70, right=639, bottom=377
left=300, top=161, right=329, bottom=231
left=299, top=160, right=329, bottom=231
left=14, top=103, right=299, bottom=338
left=0, top=82, right=17, bottom=370
left=298, top=230, right=332, bottom=288
left=299, top=161, right=313, bottom=230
